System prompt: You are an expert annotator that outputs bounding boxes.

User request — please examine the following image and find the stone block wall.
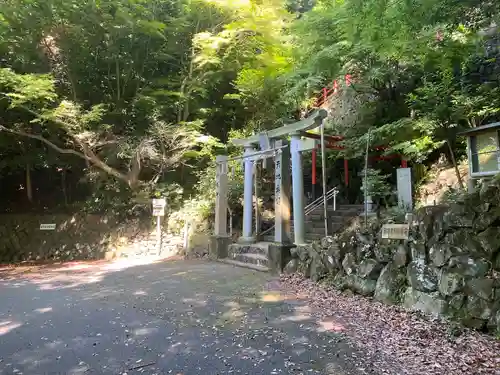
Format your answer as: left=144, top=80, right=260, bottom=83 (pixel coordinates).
left=0, top=214, right=152, bottom=263
left=289, top=179, right=500, bottom=334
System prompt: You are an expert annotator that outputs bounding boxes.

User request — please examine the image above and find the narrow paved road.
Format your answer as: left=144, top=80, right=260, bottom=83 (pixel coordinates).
left=0, top=259, right=376, bottom=375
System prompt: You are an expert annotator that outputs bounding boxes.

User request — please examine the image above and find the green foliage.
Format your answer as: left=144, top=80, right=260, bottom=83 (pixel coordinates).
left=0, top=68, right=56, bottom=107
left=284, top=0, right=500, bottom=162
left=361, top=168, right=393, bottom=204
left=1, top=0, right=500, bottom=221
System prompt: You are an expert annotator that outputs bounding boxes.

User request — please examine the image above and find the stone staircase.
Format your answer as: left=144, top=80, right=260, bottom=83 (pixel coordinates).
left=264, top=204, right=364, bottom=242
left=220, top=204, right=363, bottom=272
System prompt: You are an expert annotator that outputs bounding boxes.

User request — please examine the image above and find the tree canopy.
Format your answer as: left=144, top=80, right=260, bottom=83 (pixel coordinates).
left=0, top=0, right=499, bottom=212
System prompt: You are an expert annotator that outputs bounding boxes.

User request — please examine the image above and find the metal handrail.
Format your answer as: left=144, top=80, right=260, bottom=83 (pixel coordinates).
left=260, top=186, right=338, bottom=237
left=305, top=187, right=338, bottom=215
left=304, top=191, right=329, bottom=214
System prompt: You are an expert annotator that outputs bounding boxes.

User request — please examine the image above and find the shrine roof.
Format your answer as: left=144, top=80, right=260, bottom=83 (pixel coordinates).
left=458, top=122, right=500, bottom=136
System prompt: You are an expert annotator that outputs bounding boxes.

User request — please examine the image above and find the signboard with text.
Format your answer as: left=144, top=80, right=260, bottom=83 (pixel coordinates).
left=40, top=224, right=56, bottom=230
left=381, top=224, right=410, bottom=240
left=152, top=198, right=166, bottom=216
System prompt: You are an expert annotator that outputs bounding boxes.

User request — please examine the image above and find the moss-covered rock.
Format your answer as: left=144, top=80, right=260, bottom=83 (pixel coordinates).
left=403, top=288, right=447, bottom=316
left=345, top=274, right=377, bottom=296
left=283, top=258, right=299, bottom=274
left=374, top=263, right=407, bottom=304
left=407, top=261, right=438, bottom=292
left=443, top=204, right=475, bottom=229
left=342, top=253, right=357, bottom=275
left=447, top=294, right=466, bottom=316
left=476, top=227, right=500, bottom=259
left=464, top=295, right=493, bottom=322
left=358, top=259, right=383, bottom=280
left=438, top=272, right=464, bottom=296
left=464, top=278, right=495, bottom=301
left=409, top=241, right=427, bottom=264
left=429, top=243, right=459, bottom=268
left=326, top=240, right=345, bottom=271
left=309, top=254, right=328, bottom=282
left=487, top=310, right=500, bottom=335
left=443, top=229, right=483, bottom=256
left=494, top=253, right=500, bottom=271
left=296, top=244, right=311, bottom=262
left=375, top=239, right=398, bottom=263
left=393, top=243, right=409, bottom=268
left=448, top=255, right=490, bottom=277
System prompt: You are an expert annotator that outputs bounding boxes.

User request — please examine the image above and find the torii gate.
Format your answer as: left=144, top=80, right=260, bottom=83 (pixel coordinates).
left=212, top=109, right=328, bottom=253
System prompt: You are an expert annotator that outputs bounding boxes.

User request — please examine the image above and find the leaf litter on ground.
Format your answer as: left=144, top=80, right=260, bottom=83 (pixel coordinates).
left=279, top=274, right=500, bottom=375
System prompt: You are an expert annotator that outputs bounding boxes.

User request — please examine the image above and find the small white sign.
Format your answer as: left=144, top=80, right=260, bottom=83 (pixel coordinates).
left=381, top=224, right=410, bottom=240
left=152, top=198, right=166, bottom=216
left=40, top=224, right=56, bottom=230
left=298, top=138, right=318, bottom=152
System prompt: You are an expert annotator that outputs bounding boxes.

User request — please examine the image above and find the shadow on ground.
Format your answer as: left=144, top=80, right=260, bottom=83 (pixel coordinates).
left=0, top=258, right=378, bottom=375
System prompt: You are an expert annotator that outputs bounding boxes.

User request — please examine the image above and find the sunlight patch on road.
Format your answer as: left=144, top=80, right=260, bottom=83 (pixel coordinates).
left=260, top=291, right=283, bottom=302
left=181, top=297, right=207, bottom=307
left=172, top=271, right=188, bottom=276
left=277, top=313, right=311, bottom=323
left=34, top=307, right=53, bottom=313
left=133, top=327, right=158, bottom=336
left=0, top=320, right=22, bottom=335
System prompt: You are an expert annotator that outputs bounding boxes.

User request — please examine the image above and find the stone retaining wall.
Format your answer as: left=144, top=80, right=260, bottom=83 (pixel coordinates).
left=289, top=179, right=500, bottom=334
left=0, top=214, right=155, bottom=262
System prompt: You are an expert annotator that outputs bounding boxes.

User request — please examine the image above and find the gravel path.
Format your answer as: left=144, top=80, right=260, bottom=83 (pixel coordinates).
left=0, top=259, right=376, bottom=375
left=280, top=274, right=500, bottom=375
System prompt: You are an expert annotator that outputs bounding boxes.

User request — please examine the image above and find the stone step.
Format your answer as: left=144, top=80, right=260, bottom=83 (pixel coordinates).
left=308, top=205, right=363, bottom=212
left=228, top=252, right=269, bottom=268
left=262, top=233, right=323, bottom=242
left=307, top=213, right=360, bottom=221
left=290, top=223, right=345, bottom=232
left=217, top=258, right=270, bottom=272
left=308, top=227, right=329, bottom=235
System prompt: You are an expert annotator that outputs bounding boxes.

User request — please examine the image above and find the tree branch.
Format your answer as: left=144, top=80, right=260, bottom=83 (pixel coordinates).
left=0, top=124, right=133, bottom=187
left=0, top=124, right=87, bottom=158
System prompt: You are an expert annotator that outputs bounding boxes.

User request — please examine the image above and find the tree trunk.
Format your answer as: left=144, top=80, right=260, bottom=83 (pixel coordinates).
left=116, top=59, right=121, bottom=105
left=62, top=168, right=68, bottom=206
left=26, top=163, right=33, bottom=203
left=177, top=19, right=200, bottom=122
left=446, top=139, right=465, bottom=190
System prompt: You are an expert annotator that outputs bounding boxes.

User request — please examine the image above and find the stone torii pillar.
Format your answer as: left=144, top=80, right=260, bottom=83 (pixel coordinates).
left=273, top=139, right=291, bottom=244
left=291, top=133, right=306, bottom=245
left=239, top=146, right=256, bottom=244
left=209, top=155, right=231, bottom=259
left=214, top=156, right=229, bottom=237
left=268, top=139, right=295, bottom=275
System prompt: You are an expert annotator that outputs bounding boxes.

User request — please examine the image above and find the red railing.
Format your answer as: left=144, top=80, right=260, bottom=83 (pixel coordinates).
left=314, top=74, right=353, bottom=108
left=310, top=74, right=407, bottom=192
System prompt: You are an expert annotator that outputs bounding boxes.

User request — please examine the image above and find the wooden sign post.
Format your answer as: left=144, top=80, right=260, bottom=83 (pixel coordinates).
left=152, top=198, right=166, bottom=253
